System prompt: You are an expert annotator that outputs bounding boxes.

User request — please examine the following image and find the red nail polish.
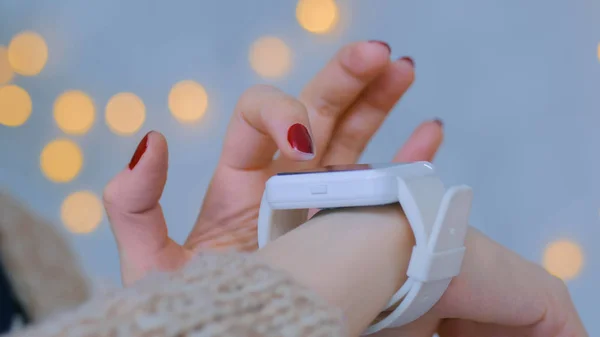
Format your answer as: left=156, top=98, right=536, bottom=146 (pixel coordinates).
left=287, top=123, right=314, bottom=155
left=368, top=40, right=391, bottom=53
left=128, top=132, right=150, bottom=170
left=399, top=56, right=414, bottom=68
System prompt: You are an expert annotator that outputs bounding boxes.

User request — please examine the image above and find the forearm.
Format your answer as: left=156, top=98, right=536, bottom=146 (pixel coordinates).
left=7, top=252, right=345, bottom=337
left=6, top=205, right=413, bottom=337
left=255, top=205, right=414, bottom=336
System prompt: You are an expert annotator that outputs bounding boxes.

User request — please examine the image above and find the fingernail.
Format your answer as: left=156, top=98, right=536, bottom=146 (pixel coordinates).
left=288, top=123, right=314, bottom=155
left=129, top=132, right=150, bottom=170
left=433, top=118, right=444, bottom=127
left=399, top=56, right=414, bottom=68
left=368, top=40, right=391, bottom=54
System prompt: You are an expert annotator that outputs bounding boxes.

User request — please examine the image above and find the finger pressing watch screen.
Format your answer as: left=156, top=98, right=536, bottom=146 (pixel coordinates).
left=276, top=163, right=409, bottom=175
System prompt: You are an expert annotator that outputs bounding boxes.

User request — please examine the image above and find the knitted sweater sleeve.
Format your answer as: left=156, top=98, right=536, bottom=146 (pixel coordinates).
left=6, top=252, right=346, bottom=337
left=0, top=191, right=90, bottom=322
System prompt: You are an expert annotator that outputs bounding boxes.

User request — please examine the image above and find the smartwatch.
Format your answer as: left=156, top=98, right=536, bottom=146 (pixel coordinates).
left=257, top=162, right=473, bottom=334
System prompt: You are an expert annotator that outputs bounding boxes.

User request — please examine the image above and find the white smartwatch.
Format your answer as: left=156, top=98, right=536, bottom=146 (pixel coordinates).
left=257, top=162, right=473, bottom=334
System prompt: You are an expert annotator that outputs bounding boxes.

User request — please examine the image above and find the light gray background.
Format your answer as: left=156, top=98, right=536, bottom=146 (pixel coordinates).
left=1, top=0, right=598, bottom=334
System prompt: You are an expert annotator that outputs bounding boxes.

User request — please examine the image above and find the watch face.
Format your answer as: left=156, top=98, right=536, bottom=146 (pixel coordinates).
left=276, top=163, right=406, bottom=175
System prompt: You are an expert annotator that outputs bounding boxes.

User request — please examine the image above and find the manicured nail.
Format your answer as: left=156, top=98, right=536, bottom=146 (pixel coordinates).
left=287, top=123, right=314, bottom=155
left=433, top=118, right=444, bottom=127
left=129, top=132, right=150, bottom=170
left=368, top=40, right=391, bottom=54
left=399, top=56, right=414, bottom=68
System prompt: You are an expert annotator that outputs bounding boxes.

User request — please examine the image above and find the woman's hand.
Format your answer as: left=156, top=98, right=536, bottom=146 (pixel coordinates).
left=102, top=40, right=444, bottom=285
left=256, top=206, right=588, bottom=337
left=100, top=40, right=587, bottom=337
left=375, top=225, right=587, bottom=337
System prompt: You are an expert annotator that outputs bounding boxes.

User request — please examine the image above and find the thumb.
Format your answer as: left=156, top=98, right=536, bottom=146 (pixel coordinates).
left=103, top=131, right=187, bottom=285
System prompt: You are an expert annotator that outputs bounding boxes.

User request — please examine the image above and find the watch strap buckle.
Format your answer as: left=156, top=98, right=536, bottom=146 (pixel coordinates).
left=407, top=185, right=473, bottom=282
left=406, top=245, right=466, bottom=282
left=365, top=185, right=473, bottom=334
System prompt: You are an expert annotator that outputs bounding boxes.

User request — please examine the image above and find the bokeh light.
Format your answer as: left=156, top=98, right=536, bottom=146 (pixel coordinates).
left=0, top=84, right=32, bottom=127
left=105, top=92, right=145, bottom=135
left=168, top=80, right=209, bottom=123
left=249, top=36, right=292, bottom=79
left=8, top=31, right=48, bottom=76
left=543, top=239, right=584, bottom=281
left=0, top=46, right=14, bottom=84
left=296, top=0, right=339, bottom=34
left=61, top=191, right=103, bottom=234
left=40, top=139, right=83, bottom=183
left=53, top=90, right=95, bottom=135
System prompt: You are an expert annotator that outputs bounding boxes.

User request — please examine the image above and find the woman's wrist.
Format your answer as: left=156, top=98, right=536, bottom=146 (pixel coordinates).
left=254, top=205, right=414, bottom=336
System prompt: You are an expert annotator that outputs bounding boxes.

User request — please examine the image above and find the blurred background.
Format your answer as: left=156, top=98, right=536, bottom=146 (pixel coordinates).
left=0, top=0, right=598, bottom=333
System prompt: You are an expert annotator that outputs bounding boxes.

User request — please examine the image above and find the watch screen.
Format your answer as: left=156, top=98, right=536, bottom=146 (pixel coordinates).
left=276, top=163, right=406, bottom=175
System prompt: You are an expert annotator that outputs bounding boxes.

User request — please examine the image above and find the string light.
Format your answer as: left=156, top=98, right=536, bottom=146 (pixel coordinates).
left=543, top=239, right=584, bottom=281
left=169, top=80, right=209, bottom=123
left=8, top=31, right=48, bottom=76
left=40, top=139, right=83, bottom=183
left=54, top=90, right=95, bottom=135
left=0, top=84, right=32, bottom=127
left=249, top=36, right=292, bottom=79
left=296, top=0, right=339, bottom=34
left=0, top=46, right=14, bottom=84
left=61, top=191, right=103, bottom=234
left=105, top=92, right=145, bottom=135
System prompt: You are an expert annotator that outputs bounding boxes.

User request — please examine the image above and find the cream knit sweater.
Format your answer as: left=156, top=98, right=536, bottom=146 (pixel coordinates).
left=0, top=191, right=345, bottom=337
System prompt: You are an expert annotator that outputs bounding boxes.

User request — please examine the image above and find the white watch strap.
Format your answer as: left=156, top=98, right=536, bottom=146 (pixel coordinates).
left=257, top=174, right=472, bottom=335
left=257, top=193, right=308, bottom=248
left=363, top=177, right=472, bottom=334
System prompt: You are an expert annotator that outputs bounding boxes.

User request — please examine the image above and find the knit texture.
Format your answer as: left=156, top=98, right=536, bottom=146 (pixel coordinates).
left=7, top=252, right=345, bottom=337
left=0, top=191, right=90, bottom=322
left=0, top=190, right=345, bottom=337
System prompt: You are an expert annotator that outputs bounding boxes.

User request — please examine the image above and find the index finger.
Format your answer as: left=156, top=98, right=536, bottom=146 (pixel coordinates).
left=220, top=84, right=314, bottom=170
left=276, top=40, right=391, bottom=169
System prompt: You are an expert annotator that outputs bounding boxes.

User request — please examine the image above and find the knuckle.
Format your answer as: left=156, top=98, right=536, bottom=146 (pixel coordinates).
left=338, top=42, right=387, bottom=81
left=268, top=95, right=307, bottom=118
left=312, top=97, right=344, bottom=118
left=339, top=45, right=365, bottom=76
left=333, top=120, right=370, bottom=151
left=307, top=87, right=354, bottom=118
left=334, top=133, right=366, bottom=156
left=237, top=84, right=279, bottom=107
left=102, top=184, right=117, bottom=209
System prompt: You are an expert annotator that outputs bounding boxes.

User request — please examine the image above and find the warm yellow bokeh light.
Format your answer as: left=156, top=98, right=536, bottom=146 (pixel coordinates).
left=105, top=92, right=145, bottom=135
left=61, top=191, right=103, bottom=234
left=0, top=84, right=32, bottom=127
left=8, top=31, right=48, bottom=76
left=168, top=80, right=209, bottom=123
left=296, top=0, right=339, bottom=34
left=249, top=37, right=292, bottom=79
left=543, top=240, right=584, bottom=281
left=53, top=90, right=95, bottom=135
left=0, top=46, right=14, bottom=84
left=40, top=139, right=83, bottom=183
